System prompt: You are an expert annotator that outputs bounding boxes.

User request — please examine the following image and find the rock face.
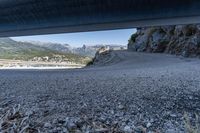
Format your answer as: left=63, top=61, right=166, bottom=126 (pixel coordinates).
left=88, top=46, right=112, bottom=66
left=128, top=25, right=200, bottom=57
left=87, top=46, right=121, bottom=66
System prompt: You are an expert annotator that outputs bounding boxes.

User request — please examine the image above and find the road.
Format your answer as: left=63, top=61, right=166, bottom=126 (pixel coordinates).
left=0, top=50, right=200, bottom=132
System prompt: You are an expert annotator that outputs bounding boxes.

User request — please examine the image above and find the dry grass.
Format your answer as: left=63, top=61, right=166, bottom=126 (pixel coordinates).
left=184, top=113, right=200, bottom=133
left=0, top=104, right=39, bottom=133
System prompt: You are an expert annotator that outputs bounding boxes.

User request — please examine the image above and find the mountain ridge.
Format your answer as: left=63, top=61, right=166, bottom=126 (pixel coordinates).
left=0, top=38, right=91, bottom=64
left=13, top=39, right=126, bottom=58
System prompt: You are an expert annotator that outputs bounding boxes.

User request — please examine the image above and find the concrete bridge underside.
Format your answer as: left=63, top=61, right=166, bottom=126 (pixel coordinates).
left=0, top=0, right=200, bottom=37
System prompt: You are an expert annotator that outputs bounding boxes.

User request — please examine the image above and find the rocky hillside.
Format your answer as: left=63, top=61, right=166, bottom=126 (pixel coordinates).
left=128, top=25, right=200, bottom=57
left=87, top=46, right=122, bottom=66
left=0, top=38, right=91, bottom=64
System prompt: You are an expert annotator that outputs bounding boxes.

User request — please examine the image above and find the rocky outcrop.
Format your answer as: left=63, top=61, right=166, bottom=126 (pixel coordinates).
left=87, top=46, right=121, bottom=66
left=128, top=25, right=200, bottom=57
left=87, top=46, right=111, bottom=66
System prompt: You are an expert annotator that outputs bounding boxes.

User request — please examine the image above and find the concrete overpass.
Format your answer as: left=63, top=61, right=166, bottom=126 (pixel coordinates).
left=0, top=0, right=200, bottom=37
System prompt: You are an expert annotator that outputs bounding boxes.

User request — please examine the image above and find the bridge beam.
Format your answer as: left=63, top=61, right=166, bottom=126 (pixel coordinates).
left=0, top=0, right=200, bottom=37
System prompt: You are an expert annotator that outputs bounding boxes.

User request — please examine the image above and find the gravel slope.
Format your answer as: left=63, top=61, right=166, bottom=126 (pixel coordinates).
left=0, top=50, right=200, bottom=132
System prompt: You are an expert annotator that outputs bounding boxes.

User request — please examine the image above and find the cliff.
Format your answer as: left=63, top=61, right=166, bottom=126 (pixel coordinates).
left=128, top=25, right=200, bottom=57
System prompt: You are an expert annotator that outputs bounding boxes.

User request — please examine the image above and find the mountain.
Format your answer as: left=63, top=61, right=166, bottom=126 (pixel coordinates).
left=72, top=45, right=97, bottom=57
left=0, top=38, right=91, bottom=64
left=22, top=41, right=126, bottom=58
left=23, top=41, right=96, bottom=57
left=27, top=41, right=72, bottom=53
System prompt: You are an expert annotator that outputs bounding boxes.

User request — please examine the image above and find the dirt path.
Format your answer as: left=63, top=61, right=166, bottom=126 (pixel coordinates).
left=0, top=50, right=200, bottom=132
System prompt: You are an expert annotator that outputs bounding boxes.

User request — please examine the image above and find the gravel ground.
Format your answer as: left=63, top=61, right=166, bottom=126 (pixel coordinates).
left=0, top=50, right=200, bottom=133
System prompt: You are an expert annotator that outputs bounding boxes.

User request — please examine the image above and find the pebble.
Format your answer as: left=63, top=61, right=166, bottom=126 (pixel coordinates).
left=57, top=127, right=62, bottom=131
left=123, top=125, right=133, bottom=133
left=66, top=121, right=77, bottom=130
left=44, top=123, right=52, bottom=128
left=118, top=104, right=125, bottom=110
left=25, top=110, right=34, bottom=116
left=146, top=122, right=152, bottom=128
left=135, top=126, right=146, bottom=133
left=95, top=128, right=109, bottom=132
left=62, top=128, right=69, bottom=133
left=170, top=114, right=177, bottom=118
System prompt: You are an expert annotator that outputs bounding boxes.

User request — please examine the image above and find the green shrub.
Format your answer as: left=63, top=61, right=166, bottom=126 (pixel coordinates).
left=129, top=34, right=138, bottom=43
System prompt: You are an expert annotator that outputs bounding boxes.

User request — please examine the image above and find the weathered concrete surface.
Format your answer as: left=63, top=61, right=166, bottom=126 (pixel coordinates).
left=0, top=0, right=200, bottom=37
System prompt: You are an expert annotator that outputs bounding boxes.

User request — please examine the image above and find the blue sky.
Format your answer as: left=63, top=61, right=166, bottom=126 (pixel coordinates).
left=12, top=29, right=136, bottom=47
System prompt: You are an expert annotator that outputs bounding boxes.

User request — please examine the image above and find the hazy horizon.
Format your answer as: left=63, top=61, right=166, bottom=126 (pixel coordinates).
left=12, top=29, right=136, bottom=47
